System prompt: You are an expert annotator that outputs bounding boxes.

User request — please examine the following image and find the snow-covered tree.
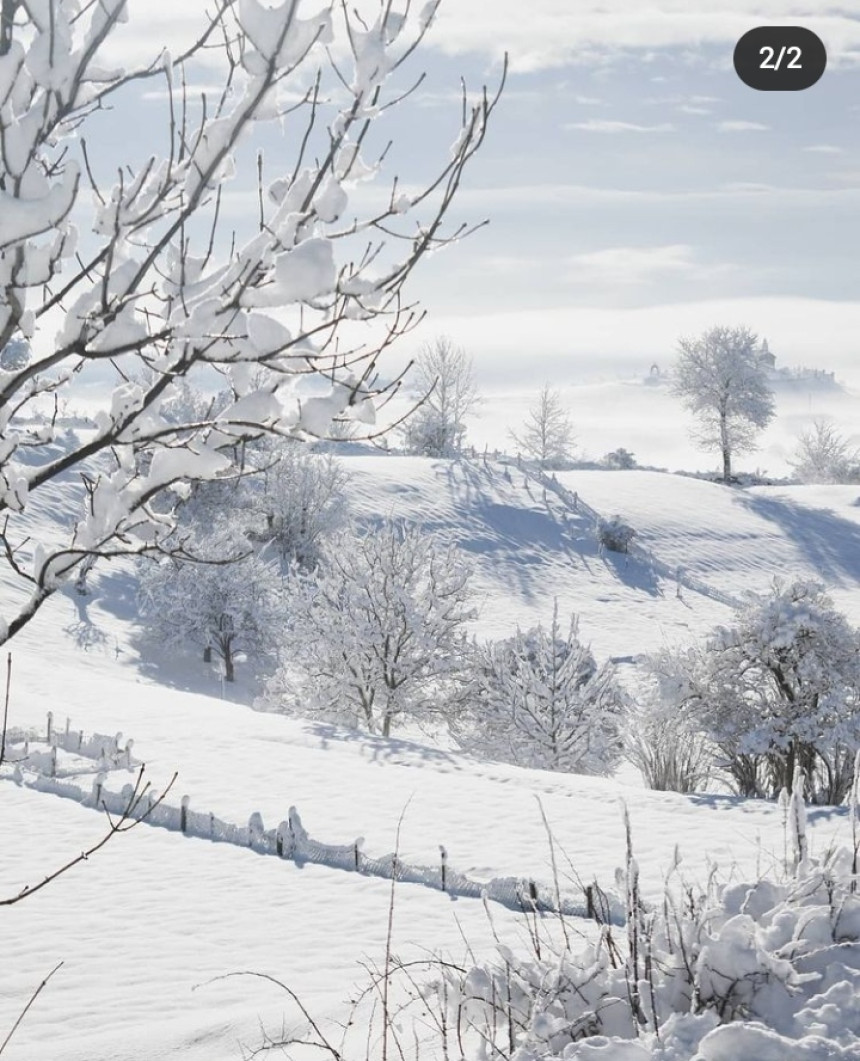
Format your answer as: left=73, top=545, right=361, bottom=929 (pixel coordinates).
left=790, top=418, right=860, bottom=484
left=673, top=325, right=774, bottom=483
left=510, top=385, right=575, bottom=469
left=402, top=336, right=480, bottom=457
left=261, top=522, right=474, bottom=735
left=0, top=0, right=503, bottom=647
left=684, top=579, right=860, bottom=802
left=138, top=522, right=283, bottom=683
left=254, top=443, right=348, bottom=568
left=460, top=603, right=625, bottom=774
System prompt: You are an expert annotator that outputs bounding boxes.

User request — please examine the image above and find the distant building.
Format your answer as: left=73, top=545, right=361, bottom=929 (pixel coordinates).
left=756, top=338, right=776, bottom=370
left=754, top=337, right=836, bottom=386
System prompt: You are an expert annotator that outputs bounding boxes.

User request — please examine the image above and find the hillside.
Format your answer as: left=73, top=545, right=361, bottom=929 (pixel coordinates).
left=3, top=455, right=860, bottom=1059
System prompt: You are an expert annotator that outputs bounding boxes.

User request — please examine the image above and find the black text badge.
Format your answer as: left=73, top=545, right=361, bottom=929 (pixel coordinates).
left=734, top=26, right=827, bottom=91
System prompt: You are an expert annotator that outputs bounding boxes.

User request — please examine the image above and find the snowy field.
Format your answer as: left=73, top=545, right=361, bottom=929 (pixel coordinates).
left=4, top=393, right=860, bottom=1058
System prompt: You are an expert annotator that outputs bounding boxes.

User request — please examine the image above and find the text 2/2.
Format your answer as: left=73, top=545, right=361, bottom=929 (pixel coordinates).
left=759, top=45, right=802, bottom=71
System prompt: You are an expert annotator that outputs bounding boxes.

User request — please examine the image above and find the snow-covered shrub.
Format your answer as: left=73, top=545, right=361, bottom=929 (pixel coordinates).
left=790, top=418, right=860, bottom=484
left=684, top=580, right=860, bottom=803
left=432, top=778, right=860, bottom=1061
left=604, top=448, right=637, bottom=470
left=457, top=602, right=626, bottom=774
left=261, top=522, right=475, bottom=735
left=626, top=649, right=712, bottom=793
left=598, top=515, right=636, bottom=554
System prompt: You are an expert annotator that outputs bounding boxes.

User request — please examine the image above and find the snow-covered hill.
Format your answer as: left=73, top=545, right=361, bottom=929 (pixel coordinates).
left=4, top=453, right=860, bottom=1059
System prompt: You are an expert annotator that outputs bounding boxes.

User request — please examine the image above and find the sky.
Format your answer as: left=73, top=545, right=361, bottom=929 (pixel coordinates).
left=97, top=2, right=860, bottom=386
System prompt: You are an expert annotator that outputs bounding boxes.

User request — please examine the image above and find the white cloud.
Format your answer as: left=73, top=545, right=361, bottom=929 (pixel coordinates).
left=717, top=120, right=770, bottom=132
left=428, top=2, right=860, bottom=71
left=566, top=119, right=675, bottom=133
left=101, top=2, right=860, bottom=75
left=565, top=244, right=698, bottom=284
left=445, top=182, right=860, bottom=211
left=803, top=144, right=845, bottom=154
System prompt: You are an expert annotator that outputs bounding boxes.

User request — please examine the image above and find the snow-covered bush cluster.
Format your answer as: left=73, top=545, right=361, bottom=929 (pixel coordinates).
left=433, top=779, right=860, bottom=1061
left=598, top=515, right=637, bottom=554
left=634, top=580, right=860, bottom=804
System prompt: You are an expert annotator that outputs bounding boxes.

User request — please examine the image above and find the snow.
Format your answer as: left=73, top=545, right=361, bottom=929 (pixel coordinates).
left=5, top=399, right=860, bottom=1057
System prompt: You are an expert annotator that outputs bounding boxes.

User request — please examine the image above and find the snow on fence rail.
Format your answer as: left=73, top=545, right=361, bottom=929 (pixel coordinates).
left=4, top=716, right=625, bottom=927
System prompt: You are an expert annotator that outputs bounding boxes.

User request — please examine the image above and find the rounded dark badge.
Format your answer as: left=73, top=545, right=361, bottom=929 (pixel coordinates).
left=733, top=26, right=827, bottom=90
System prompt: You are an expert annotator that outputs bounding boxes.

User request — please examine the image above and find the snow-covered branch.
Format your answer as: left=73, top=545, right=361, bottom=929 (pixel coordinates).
left=0, top=0, right=503, bottom=644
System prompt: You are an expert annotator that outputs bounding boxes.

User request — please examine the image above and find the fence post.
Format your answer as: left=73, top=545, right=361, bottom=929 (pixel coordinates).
left=586, top=884, right=595, bottom=921
left=209, top=812, right=216, bottom=841
left=180, top=795, right=190, bottom=834
left=440, top=845, right=448, bottom=892
left=46, top=711, right=53, bottom=744
left=50, top=746, right=57, bottom=778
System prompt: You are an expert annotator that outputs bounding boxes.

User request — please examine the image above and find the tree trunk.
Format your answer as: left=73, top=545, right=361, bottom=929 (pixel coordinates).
left=222, top=638, right=235, bottom=682
left=720, top=406, right=731, bottom=482
left=203, top=646, right=212, bottom=663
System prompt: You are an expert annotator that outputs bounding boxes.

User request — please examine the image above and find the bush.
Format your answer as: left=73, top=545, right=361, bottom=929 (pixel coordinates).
left=626, top=650, right=712, bottom=793
left=598, top=515, right=636, bottom=553
left=604, top=448, right=637, bottom=470
left=790, top=418, right=860, bottom=484
left=434, top=776, right=860, bottom=1061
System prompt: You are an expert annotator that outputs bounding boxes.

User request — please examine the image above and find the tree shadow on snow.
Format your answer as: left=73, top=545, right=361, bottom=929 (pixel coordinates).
left=735, top=493, right=860, bottom=586
left=305, top=721, right=462, bottom=768
left=599, top=549, right=663, bottom=598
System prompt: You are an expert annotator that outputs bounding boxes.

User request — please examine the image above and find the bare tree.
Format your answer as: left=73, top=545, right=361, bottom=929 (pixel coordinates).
left=510, top=384, right=575, bottom=469
left=673, top=325, right=774, bottom=483
left=402, top=336, right=481, bottom=456
left=0, top=1, right=504, bottom=647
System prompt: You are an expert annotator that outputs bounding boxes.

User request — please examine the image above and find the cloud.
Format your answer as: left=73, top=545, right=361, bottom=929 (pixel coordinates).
left=566, top=119, right=675, bottom=133
left=565, top=244, right=699, bottom=284
left=717, top=120, right=770, bottom=132
left=444, top=182, right=860, bottom=212
left=803, top=144, right=845, bottom=154
left=428, top=2, right=860, bottom=71
left=100, top=2, right=860, bottom=76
